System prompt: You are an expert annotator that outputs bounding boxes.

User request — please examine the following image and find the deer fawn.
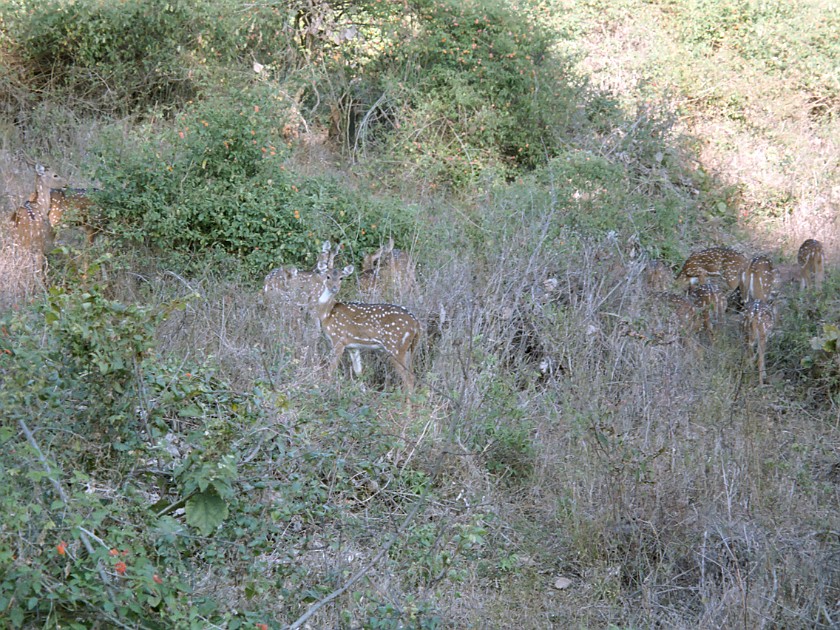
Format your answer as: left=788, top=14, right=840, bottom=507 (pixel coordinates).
left=359, top=238, right=417, bottom=298
left=743, top=299, right=774, bottom=385
left=797, top=239, right=824, bottom=291
left=264, top=241, right=336, bottom=308
left=739, top=255, right=776, bottom=302
left=689, top=282, right=726, bottom=335
left=316, top=262, right=421, bottom=391
left=9, top=163, right=68, bottom=269
left=676, top=247, right=747, bottom=290
left=652, top=292, right=699, bottom=332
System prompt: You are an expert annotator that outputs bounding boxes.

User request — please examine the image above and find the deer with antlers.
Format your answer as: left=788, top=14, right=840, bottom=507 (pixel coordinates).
left=315, top=262, right=421, bottom=392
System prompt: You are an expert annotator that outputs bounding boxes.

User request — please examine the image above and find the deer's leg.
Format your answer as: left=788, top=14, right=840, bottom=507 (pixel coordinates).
left=389, top=348, right=414, bottom=392
left=329, top=341, right=346, bottom=378
left=349, top=349, right=363, bottom=377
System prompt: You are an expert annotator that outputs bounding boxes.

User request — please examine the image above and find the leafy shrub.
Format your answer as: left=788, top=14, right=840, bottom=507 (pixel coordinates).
left=363, top=0, right=582, bottom=187
left=0, top=280, right=275, bottom=626
left=93, top=90, right=416, bottom=278
left=3, top=0, right=308, bottom=114
left=7, top=0, right=197, bottom=113
left=0, top=268, right=165, bottom=447
left=677, top=0, right=839, bottom=100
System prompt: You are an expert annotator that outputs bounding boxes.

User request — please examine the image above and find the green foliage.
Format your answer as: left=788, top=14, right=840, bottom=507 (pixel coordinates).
left=3, top=0, right=307, bottom=114
left=359, top=595, right=443, bottom=629
left=772, top=274, right=840, bottom=397
left=93, top=90, right=416, bottom=277
left=465, top=377, right=536, bottom=481
left=677, top=0, right=840, bottom=99
left=0, top=264, right=170, bottom=446
left=7, top=0, right=197, bottom=112
left=367, top=0, right=582, bottom=186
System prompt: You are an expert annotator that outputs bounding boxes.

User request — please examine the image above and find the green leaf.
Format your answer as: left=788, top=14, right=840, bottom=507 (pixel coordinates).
left=178, top=404, right=203, bottom=418
left=185, top=490, right=228, bottom=535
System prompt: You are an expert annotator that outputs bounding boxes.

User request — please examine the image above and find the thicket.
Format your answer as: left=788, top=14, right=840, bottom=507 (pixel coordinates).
left=92, top=90, right=416, bottom=278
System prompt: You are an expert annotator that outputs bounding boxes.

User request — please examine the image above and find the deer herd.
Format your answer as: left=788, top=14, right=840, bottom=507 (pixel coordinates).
left=652, top=240, right=825, bottom=385
left=3, top=161, right=830, bottom=392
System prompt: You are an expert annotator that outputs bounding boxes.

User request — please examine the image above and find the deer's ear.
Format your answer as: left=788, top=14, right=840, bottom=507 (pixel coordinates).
left=316, top=260, right=329, bottom=273
left=35, top=163, right=46, bottom=176
left=342, top=265, right=355, bottom=277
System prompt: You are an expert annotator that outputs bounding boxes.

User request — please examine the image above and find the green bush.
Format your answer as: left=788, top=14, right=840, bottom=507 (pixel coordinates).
left=93, top=91, right=416, bottom=278
left=7, top=0, right=197, bottom=113
left=3, top=0, right=309, bottom=114
left=364, top=0, right=582, bottom=187
left=677, top=0, right=839, bottom=99
left=0, top=277, right=163, bottom=448
left=0, top=282, right=276, bottom=626
left=776, top=272, right=840, bottom=398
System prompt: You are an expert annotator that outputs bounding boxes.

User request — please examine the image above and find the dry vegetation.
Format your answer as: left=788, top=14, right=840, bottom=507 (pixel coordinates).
left=2, top=0, right=840, bottom=628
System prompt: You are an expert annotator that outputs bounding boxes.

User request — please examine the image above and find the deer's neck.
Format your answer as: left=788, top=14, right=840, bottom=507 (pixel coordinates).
left=316, top=287, right=339, bottom=324
left=33, top=177, right=53, bottom=216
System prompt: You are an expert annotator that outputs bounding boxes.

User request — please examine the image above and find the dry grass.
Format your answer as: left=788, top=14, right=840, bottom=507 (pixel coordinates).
left=563, top=0, right=840, bottom=264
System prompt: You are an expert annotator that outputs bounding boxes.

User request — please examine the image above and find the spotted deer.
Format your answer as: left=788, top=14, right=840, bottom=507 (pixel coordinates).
left=743, top=299, right=774, bottom=385
left=316, top=262, right=421, bottom=391
left=739, top=255, right=777, bottom=302
left=652, top=292, right=699, bottom=333
left=9, top=163, right=68, bottom=269
left=48, top=188, right=99, bottom=243
left=676, top=247, right=748, bottom=291
left=689, top=282, right=726, bottom=335
left=264, top=241, right=336, bottom=308
left=359, top=238, right=417, bottom=299
left=797, top=239, right=824, bottom=291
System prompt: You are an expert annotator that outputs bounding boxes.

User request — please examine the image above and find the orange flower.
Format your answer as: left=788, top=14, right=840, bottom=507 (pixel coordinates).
left=109, top=548, right=119, bottom=556
left=256, top=624, right=268, bottom=630
left=153, top=574, right=163, bottom=585
left=115, top=561, right=127, bottom=575
left=56, top=541, right=67, bottom=556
